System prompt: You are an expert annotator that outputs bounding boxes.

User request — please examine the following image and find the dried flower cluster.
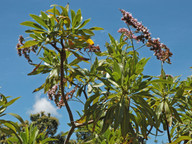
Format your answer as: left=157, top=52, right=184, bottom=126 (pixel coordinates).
left=118, top=9, right=173, bottom=64
left=84, top=44, right=101, bottom=53
left=16, top=35, right=38, bottom=64
left=48, top=83, right=78, bottom=108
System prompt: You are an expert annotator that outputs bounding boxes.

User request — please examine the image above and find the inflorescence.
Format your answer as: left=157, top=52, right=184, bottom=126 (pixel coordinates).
left=118, top=9, right=173, bottom=64
left=16, top=35, right=38, bottom=64
left=47, top=81, right=78, bottom=108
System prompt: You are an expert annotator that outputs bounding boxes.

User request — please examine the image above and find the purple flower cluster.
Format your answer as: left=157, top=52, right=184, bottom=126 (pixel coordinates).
left=16, top=36, right=38, bottom=64
left=48, top=84, right=58, bottom=100
left=118, top=9, right=172, bottom=64
left=48, top=82, right=78, bottom=108
left=47, top=84, right=63, bottom=108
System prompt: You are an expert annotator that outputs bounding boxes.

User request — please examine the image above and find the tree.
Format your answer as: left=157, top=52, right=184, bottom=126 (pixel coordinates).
left=30, top=112, right=59, bottom=137
left=16, top=4, right=103, bottom=144
left=16, top=3, right=192, bottom=144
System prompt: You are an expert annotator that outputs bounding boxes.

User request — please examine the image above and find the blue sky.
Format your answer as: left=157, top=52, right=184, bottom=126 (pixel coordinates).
left=1, top=0, right=192, bottom=143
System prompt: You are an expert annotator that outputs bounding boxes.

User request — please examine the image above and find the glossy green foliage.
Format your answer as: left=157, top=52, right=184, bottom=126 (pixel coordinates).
left=169, top=77, right=192, bottom=143
left=149, top=70, right=188, bottom=130
left=0, top=94, right=20, bottom=118
left=1, top=110, right=56, bottom=144
left=16, top=4, right=192, bottom=143
left=77, top=126, right=123, bottom=144
left=0, top=93, right=21, bottom=143
left=19, top=4, right=103, bottom=107
left=20, top=4, right=103, bottom=50
left=17, top=4, right=104, bottom=144
left=5, top=124, right=57, bottom=144
left=84, top=34, right=154, bottom=141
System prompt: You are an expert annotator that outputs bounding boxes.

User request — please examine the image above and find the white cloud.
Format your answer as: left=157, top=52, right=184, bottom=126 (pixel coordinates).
left=28, top=91, right=61, bottom=117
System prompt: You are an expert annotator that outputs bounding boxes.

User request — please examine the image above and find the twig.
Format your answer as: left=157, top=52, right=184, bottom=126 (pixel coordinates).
left=127, top=25, right=135, bottom=51
left=135, top=44, right=145, bottom=51
left=75, top=116, right=105, bottom=127
left=83, top=85, right=88, bottom=100
left=50, top=43, right=61, bottom=53
left=146, top=125, right=153, bottom=137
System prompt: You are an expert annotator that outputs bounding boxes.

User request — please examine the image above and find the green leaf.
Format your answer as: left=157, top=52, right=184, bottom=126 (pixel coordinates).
left=156, top=102, right=164, bottom=119
left=4, top=97, right=20, bottom=107
left=8, top=113, right=25, bottom=124
left=69, top=58, right=82, bottom=66
left=90, top=27, right=104, bottom=31
left=84, top=92, right=100, bottom=114
left=0, top=108, right=6, bottom=115
left=172, top=108, right=182, bottom=123
left=164, top=102, right=172, bottom=127
left=53, top=6, right=59, bottom=17
left=19, top=40, right=39, bottom=49
left=108, top=79, right=119, bottom=88
left=20, top=21, right=44, bottom=30
left=0, top=113, right=6, bottom=117
left=59, top=5, right=69, bottom=16
left=71, top=9, right=76, bottom=23
left=101, top=106, right=115, bottom=134
left=3, top=122, right=17, bottom=133
left=90, top=57, right=98, bottom=73
left=170, top=136, right=192, bottom=144
left=30, top=14, right=48, bottom=29
left=25, top=29, right=45, bottom=34
left=33, top=83, right=45, bottom=93
left=113, top=61, right=121, bottom=74
left=136, top=58, right=150, bottom=74
left=114, top=102, right=123, bottom=130
left=72, top=9, right=82, bottom=28
left=47, top=7, right=60, bottom=16
left=149, top=79, right=173, bottom=84
left=112, top=72, right=121, bottom=82
left=87, top=83, right=92, bottom=96
left=69, top=50, right=90, bottom=61
left=121, top=105, right=129, bottom=138
left=31, top=126, right=39, bottom=143
left=40, top=11, right=48, bottom=19
left=41, top=138, right=58, bottom=143
left=108, top=33, right=116, bottom=46
left=175, top=87, right=184, bottom=97
left=0, top=127, right=13, bottom=135
left=76, top=86, right=83, bottom=97
left=78, top=19, right=91, bottom=29
left=82, top=29, right=94, bottom=35
left=29, top=34, right=40, bottom=40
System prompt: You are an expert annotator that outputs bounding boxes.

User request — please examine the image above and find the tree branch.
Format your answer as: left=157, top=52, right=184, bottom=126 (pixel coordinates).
left=60, top=38, right=65, bottom=49
left=59, top=45, right=76, bottom=144
left=165, top=118, right=171, bottom=143
left=50, top=43, right=61, bottom=53
left=64, top=126, right=75, bottom=144
left=75, top=116, right=105, bottom=128
left=60, top=41, right=74, bottom=124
